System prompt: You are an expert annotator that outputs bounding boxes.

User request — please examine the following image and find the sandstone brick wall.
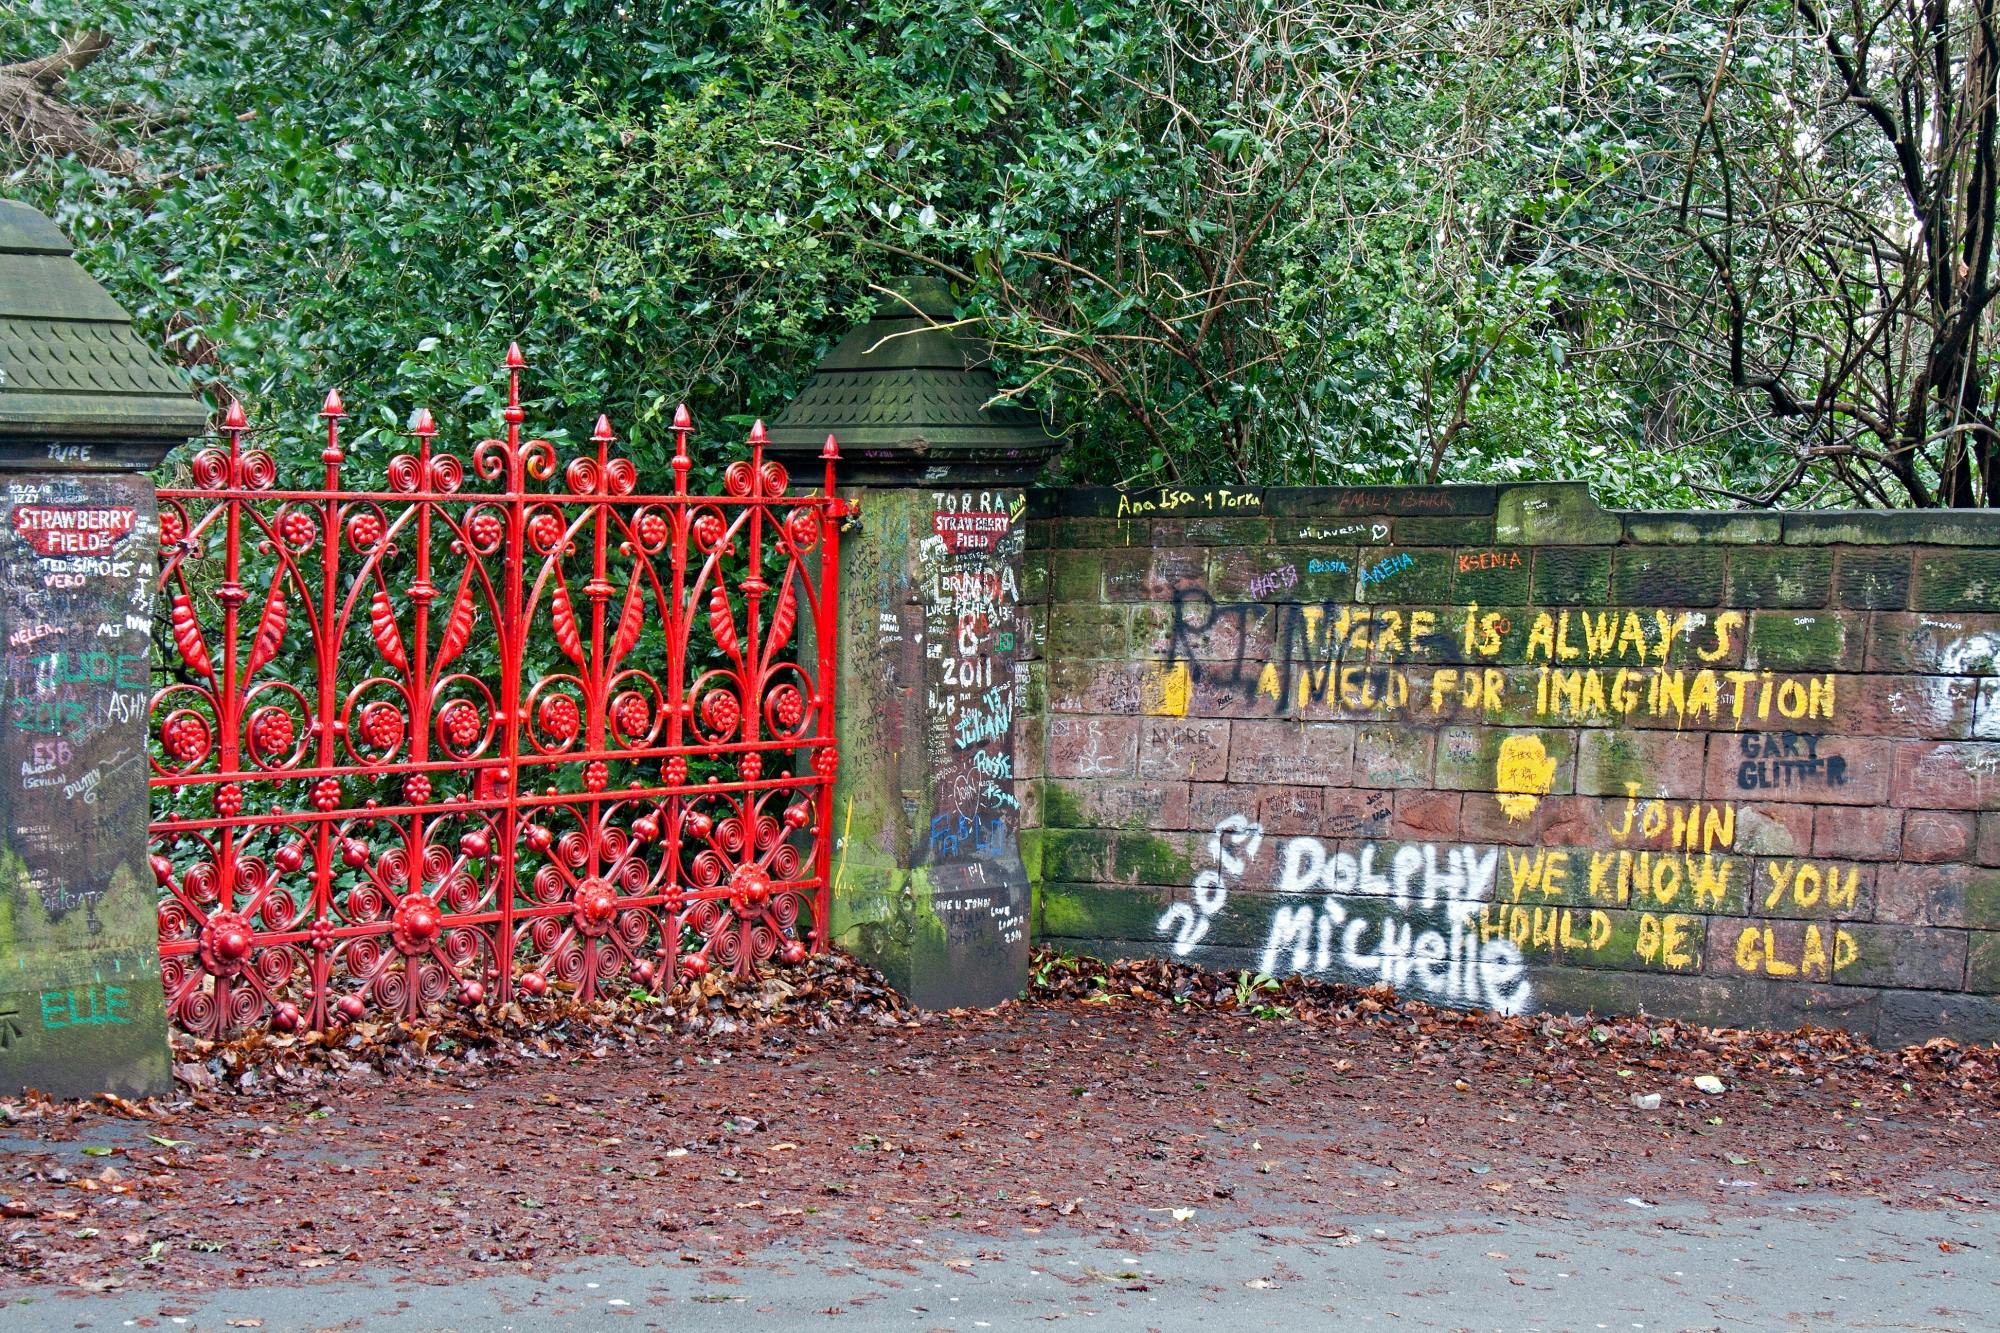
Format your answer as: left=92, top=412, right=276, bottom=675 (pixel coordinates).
left=1019, top=481, right=2000, bottom=1044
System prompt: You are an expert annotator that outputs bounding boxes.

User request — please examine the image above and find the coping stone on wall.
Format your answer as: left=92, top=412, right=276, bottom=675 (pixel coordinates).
left=1033, top=485, right=1269, bottom=519
left=1622, top=512, right=1784, bottom=544
left=1028, top=483, right=1506, bottom=521
left=1493, top=481, right=1623, bottom=545
left=1260, top=485, right=1497, bottom=517
left=1026, top=479, right=2000, bottom=547
left=1782, top=511, right=2000, bottom=546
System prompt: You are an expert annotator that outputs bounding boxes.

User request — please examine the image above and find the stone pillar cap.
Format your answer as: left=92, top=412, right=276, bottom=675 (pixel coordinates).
left=767, top=277, right=1061, bottom=485
left=0, top=199, right=209, bottom=469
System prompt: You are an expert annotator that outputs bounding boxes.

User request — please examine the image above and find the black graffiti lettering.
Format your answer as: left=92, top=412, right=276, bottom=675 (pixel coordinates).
left=1167, top=585, right=1255, bottom=691
left=1736, top=754, right=1848, bottom=790
left=1166, top=584, right=1216, bottom=675
left=1738, top=730, right=1823, bottom=760
left=1734, top=730, right=1847, bottom=789
left=1168, top=585, right=1432, bottom=716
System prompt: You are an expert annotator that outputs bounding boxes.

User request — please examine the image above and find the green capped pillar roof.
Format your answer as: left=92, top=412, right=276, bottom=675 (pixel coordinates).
left=0, top=198, right=209, bottom=467
left=767, top=277, right=1060, bottom=485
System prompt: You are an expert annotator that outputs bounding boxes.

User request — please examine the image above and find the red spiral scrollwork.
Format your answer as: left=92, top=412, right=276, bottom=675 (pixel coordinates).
left=149, top=347, right=843, bottom=1036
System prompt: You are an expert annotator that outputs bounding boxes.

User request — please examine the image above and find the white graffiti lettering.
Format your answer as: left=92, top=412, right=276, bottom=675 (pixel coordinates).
left=1159, top=818, right=1535, bottom=1015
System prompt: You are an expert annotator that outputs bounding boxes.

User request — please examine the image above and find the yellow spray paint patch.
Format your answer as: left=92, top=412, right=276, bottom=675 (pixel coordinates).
left=1142, top=661, right=1192, bottom=717
left=1495, top=734, right=1557, bottom=822
left=833, top=794, right=855, bottom=895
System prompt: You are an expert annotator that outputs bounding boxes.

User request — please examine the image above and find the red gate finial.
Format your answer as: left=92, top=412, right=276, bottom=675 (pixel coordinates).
left=671, top=404, right=693, bottom=497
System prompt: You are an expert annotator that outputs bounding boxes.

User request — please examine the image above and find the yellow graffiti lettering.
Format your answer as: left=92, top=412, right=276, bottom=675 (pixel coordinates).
left=1688, top=854, right=1733, bottom=908
left=1683, top=670, right=1719, bottom=726
left=1408, top=609, right=1437, bottom=649
left=1636, top=911, right=1663, bottom=963
left=1734, top=924, right=1763, bottom=972
left=1651, top=669, right=1685, bottom=722
left=1578, top=669, right=1608, bottom=717
left=1339, top=607, right=1371, bottom=655
left=1460, top=604, right=1505, bottom=658
left=1762, top=860, right=1794, bottom=910
left=1546, top=850, right=1572, bottom=893
left=1587, top=850, right=1615, bottom=904
left=1701, top=612, right=1744, bottom=663
left=1337, top=665, right=1372, bottom=709
left=1556, top=611, right=1581, bottom=661
left=1663, top=913, right=1696, bottom=968
left=1641, top=802, right=1667, bottom=840
left=1759, top=860, right=1862, bottom=913
left=1651, top=611, right=1693, bottom=664
left=1374, top=609, right=1404, bottom=658
left=1726, top=670, right=1757, bottom=719
left=1528, top=667, right=1834, bottom=726
left=1483, top=905, right=1615, bottom=958
left=1610, top=668, right=1643, bottom=714
left=1731, top=923, right=1856, bottom=978
left=1651, top=853, right=1682, bottom=906
left=1800, top=923, right=1828, bottom=977
left=1549, top=669, right=1581, bottom=715
left=1764, top=930, right=1797, bottom=976
left=1430, top=668, right=1459, bottom=713
left=1637, top=912, right=1698, bottom=969
left=1581, top=612, right=1620, bottom=659
left=1664, top=802, right=1733, bottom=855
left=1794, top=863, right=1823, bottom=908
left=1527, top=613, right=1555, bottom=662
left=1503, top=848, right=1553, bottom=901
left=1432, top=665, right=1511, bottom=716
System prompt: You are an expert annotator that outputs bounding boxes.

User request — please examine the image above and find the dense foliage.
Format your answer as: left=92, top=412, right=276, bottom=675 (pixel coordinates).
left=3, top=0, right=1996, bottom=505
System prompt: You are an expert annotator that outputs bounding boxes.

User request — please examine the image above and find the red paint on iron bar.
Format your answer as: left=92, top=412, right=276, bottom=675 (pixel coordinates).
left=933, top=510, right=1012, bottom=552
left=10, top=505, right=136, bottom=556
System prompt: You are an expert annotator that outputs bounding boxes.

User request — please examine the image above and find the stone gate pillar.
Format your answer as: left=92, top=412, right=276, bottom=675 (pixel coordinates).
left=0, top=201, right=207, bottom=1096
left=769, top=280, right=1059, bottom=1006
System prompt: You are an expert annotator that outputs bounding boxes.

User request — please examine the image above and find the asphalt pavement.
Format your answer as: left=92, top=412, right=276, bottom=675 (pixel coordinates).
left=4, top=1194, right=1994, bottom=1331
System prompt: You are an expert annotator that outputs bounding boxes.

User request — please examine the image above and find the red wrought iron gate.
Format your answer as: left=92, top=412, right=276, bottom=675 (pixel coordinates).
left=148, top=347, right=843, bottom=1036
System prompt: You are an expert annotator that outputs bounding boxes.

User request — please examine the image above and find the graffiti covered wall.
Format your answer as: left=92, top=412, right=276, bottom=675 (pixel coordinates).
left=1021, top=481, right=2000, bottom=1044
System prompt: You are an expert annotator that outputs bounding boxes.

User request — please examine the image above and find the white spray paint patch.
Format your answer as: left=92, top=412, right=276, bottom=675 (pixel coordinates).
left=1159, top=818, right=1535, bottom=1015
left=1156, top=815, right=1262, bottom=957
left=1940, top=633, right=2000, bottom=674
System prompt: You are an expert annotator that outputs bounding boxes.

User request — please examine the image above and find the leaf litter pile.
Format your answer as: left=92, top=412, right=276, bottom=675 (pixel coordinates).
left=2, top=947, right=1995, bottom=1293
